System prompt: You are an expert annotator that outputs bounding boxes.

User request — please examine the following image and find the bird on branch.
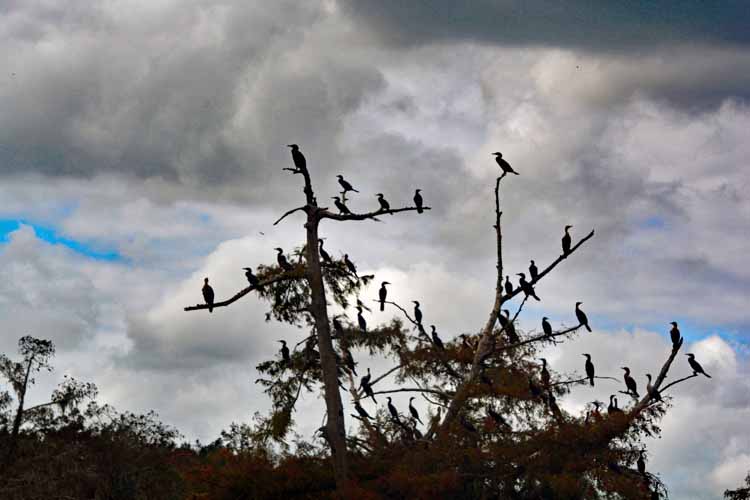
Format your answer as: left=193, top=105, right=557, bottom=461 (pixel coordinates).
left=413, top=300, right=423, bottom=325
left=278, top=340, right=290, bottom=365
left=430, top=325, right=445, bottom=350
left=583, top=353, right=595, bottom=386
left=504, top=276, right=514, bottom=295
left=376, top=193, right=392, bottom=214
left=332, top=196, right=351, bottom=214
left=344, top=254, right=357, bottom=276
left=646, top=373, right=662, bottom=402
left=357, top=305, right=367, bottom=333
left=275, top=248, right=294, bottom=272
left=336, top=175, right=359, bottom=194
left=332, top=315, right=345, bottom=340
left=387, top=397, right=400, bottom=422
left=499, top=309, right=520, bottom=343
left=608, top=394, right=623, bottom=414
left=362, top=378, right=377, bottom=404
left=529, top=260, right=538, bottom=280
left=342, top=348, right=357, bottom=376
left=575, top=301, right=592, bottom=332
left=354, top=401, right=372, bottom=420
left=670, top=321, right=682, bottom=348
left=408, top=397, right=423, bottom=425
left=287, top=144, right=307, bottom=172
left=492, top=152, right=519, bottom=175
left=686, top=353, right=711, bottom=378
left=356, top=298, right=371, bottom=312
left=637, top=450, right=647, bottom=475
left=539, top=358, right=551, bottom=387
left=413, top=189, right=424, bottom=213
left=243, top=267, right=262, bottom=289
left=378, top=281, right=390, bottom=311
left=318, top=239, right=332, bottom=264
left=542, top=317, right=553, bottom=338
left=562, top=225, right=573, bottom=255
left=202, top=277, right=214, bottom=313
left=622, top=367, right=639, bottom=398
left=517, top=272, right=541, bottom=301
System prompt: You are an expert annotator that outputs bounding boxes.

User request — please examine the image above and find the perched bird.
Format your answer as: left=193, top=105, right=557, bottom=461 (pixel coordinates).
left=622, top=367, right=639, bottom=398
left=343, top=349, right=357, bottom=376
left=583, top=354, right=595, bottom=386
left=548, top=393, right=563, bottom=420
left=637, top=450, right=646, bottom=475
left=528, top=377, right=542, bottom=398
left=670, top=321, right=681, bottom=348
left=332, top=196, right=351, bottom=214
left=498, top=309, right=520, bottom=343
left=413, top=301, right=423, bottom=325
left=608, top=395, right=623, bottom=414
left=504, top=276, right=514, bottom=295
left=387, top=397, right=400, bottom=421
left=202, top=277, right=214, bottom=313
left=344, top=254, right=357, bottom=276
left=332, top=315, right=345, bottom=339
left=686, top=353, right=711, bottom=378
left=337, top=175, right=359, bottom=193
left=287, top=144, right=307, bottom=172
left=278, top=340, right=290, bottom=364
left=243, top=267, right=261, bottom=289
left=275, top=248, right=293, bottom=272
left=357, top=306, right=367, bottom=333
left=318, top=239, right=332, bottom=264
left=517, top=273, right=541, bottom=301
left=539, top=358, right=551, bottom=387
left=408, top=397, right=423, bottom=425
left=529, top=260, right=539, bottom=280
left=354, top=401, right=372, bottom=420
left=575, top=302, right=592, bottom=332
left=542, top=317, right=553, bottom=337
left=562, top=225, right=573, bottom=255
left=413, top=189, right=424, bottom=213
left=430, top=325, right=444, bottom=350
left=362, top=381, right=377, bottom=404
left=379, top=281, right=390, bottom=311
left=492, top=152, right=519, bottom=175
left=417, top=323, right=429, bottom=341
left=646, top=373, right=662, bottom=402
left=376, top=193, right=391, bottom=214
left=359, top=368, right=372, bottom=390
left=356, top=297, right=371, bottom=312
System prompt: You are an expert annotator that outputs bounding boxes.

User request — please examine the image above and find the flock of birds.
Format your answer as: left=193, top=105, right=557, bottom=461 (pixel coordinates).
left=197, top=146, right=713, bottom=446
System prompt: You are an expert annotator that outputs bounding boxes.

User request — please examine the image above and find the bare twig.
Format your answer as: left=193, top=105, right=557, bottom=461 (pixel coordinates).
left=184, top=272, right=304, bottom=311
left=273, top=206, right=308, bottom=226
left=659, top=373, right=699, bottom=394
left=320, top=206, right=431, bottom=222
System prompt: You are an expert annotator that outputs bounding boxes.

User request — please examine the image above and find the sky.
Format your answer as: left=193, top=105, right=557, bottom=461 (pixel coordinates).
left=0, top=1, right=749, bottom=497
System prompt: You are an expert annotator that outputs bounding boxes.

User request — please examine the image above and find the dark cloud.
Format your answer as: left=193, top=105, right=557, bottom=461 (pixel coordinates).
left=342, top=1, right=750, bottom=52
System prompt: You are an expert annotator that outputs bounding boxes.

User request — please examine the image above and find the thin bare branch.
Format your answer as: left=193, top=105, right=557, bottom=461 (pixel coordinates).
left=273, top=206, right=308, bottom=226
left=319, top=206, right=431, bottom=222
left=372, top=387, right=450, bottom=397
left=659, top=373, right=699, bottom=394
left=183, top=272, right=303, bottom=311
left=549, top=376, right=620, bottom=388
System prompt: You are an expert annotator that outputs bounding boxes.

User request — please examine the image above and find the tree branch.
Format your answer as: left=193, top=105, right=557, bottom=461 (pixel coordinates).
left=319, top=206, right=431, bottom=222
left=273, top=206, right=308, bottom=226
left=183, top=272, right=304, bottom=311
left=372, top=387, right=450, bottom=397
left=549, top=375, right=620, bottom=388
left=659, top=373, right=699, bottom=394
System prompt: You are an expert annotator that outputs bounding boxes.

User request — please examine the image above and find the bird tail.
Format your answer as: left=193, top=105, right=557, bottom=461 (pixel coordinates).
left=512, top=170, right=520, bottom=175
left=585, top=324, right=592, bottom=332
left=532, top=293, right=541, bottom=301
left=380, top=301, right=385, bottom=311
left=209, top=306, right=213, bottom=313
left=704, top=372, right=712, bottom=378
left=352, top=188, right=360, bottom=193
left=590, top=378, right=594, bottom=387
left=417, top=207, right=423, bottom=214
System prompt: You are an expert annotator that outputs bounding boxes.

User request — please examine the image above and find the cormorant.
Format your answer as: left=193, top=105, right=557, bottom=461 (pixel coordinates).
left=622, top=367, right=639, bottom=397
left=646, top=373, right=662, bottom=402
left=528, top=377, right=542, bottom=398
left=354, top=401, right=372, bottom=420
left=548, top=393, right=563, bottom=420
left=379, top=281, right=390, bottom=311
left=517, top=273, right=540, bottom=301
left=333, top=315, right=345, bottom=340
left=278, top=340, right=290, bottom=364
left=562, top=225, right=573, bottom=255
left=359, top=368, right=371, bottom=390
left=542, top=317, right=553, bottom=337
left=540, top=358, right=551, bottom=387
left=492, top=152, right=519, bottom=175
left=343, top=349, right=357, bottom=376
left=499, top=309, right=520, bottom=343
left=637, top=450, right=646, bottom=475
left=275, top=248, right=293, bottom=272
left=387, top=397, right=400, bottom=421
left=417, top=323, right=429, bottom=340
left=332, top=196, right=351, bottom=214
left=336, top=175, right=359, bottom=193
left=529, top=260, right=538, bottom=280
left=202, top=277, right=214, bottom=313
left=670, top=321, right=681, bottom=348
left=504, top=276, right=514, bottom=295
left=686, top=353, right=711, bottom=378
left=287, top=144, right=306, bottom=172
left=583, top=354, right=595, bottom=386
left=243, top=267, right=261, bottom=289
left=414, top=189, right=423, bottom=213
left=608, top=395, right=623, bottom=414
left=318, top=239, right=332, bottom=264
left=408, top=397, right=423, bottom=425
left=430, top=325, right=444, bottom=350
left=344, top=254, right=357, bottom=276
left=413, top=301, right=422, bottom=325
left=357, top=306, right=367, bottom=332
left=376, top=193, right=391, bottom=214
left=361, top=378, right=377, bottom=404
left=575, top=302, right=592, bottom=332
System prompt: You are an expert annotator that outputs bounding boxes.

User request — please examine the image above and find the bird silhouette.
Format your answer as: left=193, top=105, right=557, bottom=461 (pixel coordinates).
left=539, top=358, right=551, bottom=387
left=202, top=277, right=214, bottom=313
left=278, top=340, right=290, bottom=364
left=275, top=248, right=293, bottom=272
left=318, top=239, right=332, bottom=264
left=332, top=196, right=351, bottom=214
left=344, top=254, right=357, bottom=276
left=376, top=193, right=392, bottom=214
left=379, top=281, right=390, bottom=311
left=517, top=273, right=540, bottom=301
left=414, top=189, right=424, bottom=213
left=357, top=306, right=367, bottom=333
left=354, top=401, right=372, bottom=420
left=498, top=309, right=520, bottom=343
left=337, top=175, right=359, bottom=193
left=686, top=353, right=711, bottom=378
left=430, top=325, right=444, bottom=350
left=504, top=276, right=514, bottom=295
left=622, top=367, right=639, bottom=397
left=646, top=373, right=662, bottom=402
left=243, top=267, right=261, bottom=289
left=387, top=397, right=400, bottom=421
left=529, top=260, right=538, bottom=280
left=492, top=152, right=519, bottom=175
left=670, top=321, right=681, bottom=348
left=583, top=354, right=595, bottom=386
left=287, top=144, right=307, bottom=172
left=562, top=225, right=573, bottom=255
left=413, top=301, right=422, bottom=325
left=408, top=397, right=423, bottom=425
left=542, top=317, right=552, bottom=337
left=575, top=302, right=592, bottom=332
